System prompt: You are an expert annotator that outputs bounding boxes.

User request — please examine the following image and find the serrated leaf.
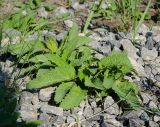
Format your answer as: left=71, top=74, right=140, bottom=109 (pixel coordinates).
left=112, top=81, right=140, bottom=108
left=102, top=70, right=115, bottom=89
left=45, top=38, right=58, bottom=53
left=27, top=66, right=75, bottom=89
left=54, top=82, right=73, bottom=103
left=100, top=51, right=133, bottom=74
left=85, top=76, right=105, bottom=90
left=18, top=64, right=40, bottom=77
left=102, top=76, right=115, bottom=89
left=8, top=40, right=45, bottom=56
left=36, top=68, right=51, bottom=77
left=0, top=23, right=2, bottom=46
left=60, top=85, right=87, bottom=109
left=61, top=23, right=92, bottom=61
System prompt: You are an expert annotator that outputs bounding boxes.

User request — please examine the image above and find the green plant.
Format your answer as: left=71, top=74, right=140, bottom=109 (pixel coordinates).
left=6, top=23, right=140, bottom=110
left=2, top=0, right=49, bottom=35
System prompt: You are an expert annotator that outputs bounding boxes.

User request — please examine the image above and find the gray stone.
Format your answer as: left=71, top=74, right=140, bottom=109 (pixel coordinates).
left=38, top=113, right=51, bottom=127
left=141, top=47, right=158, bottom=61
left=101, top=123, right=116, bottom=127
left=155, top=74, right=160, bottom=82
left=138, top=24, right=149, bottom=36
left=144, top=64, right=153, bottom=77
left=99, top=42, right=111, bottom=55
left=94, top=53, right=104, bottom=59
left=90, top=101, right=97, bottom=108
left=40, top=104, right=63, bottom=116
left=140, top=92, right=152, bottom=104
left=53, top=116, right=65, bottom=125
left=37, top=6, right=48, bottom=18
left=129, top=119, right=145, bottom=127
left=154, top=115, right=160, bottom=122
left=81, top=120, right=92, bottom=127
left=103, top=96, right=120, bottom=115
left=26, top=33, right=38, bottom=41
left=153, top=35, right=160, bottom=43
left=140, top=112, right=150, bottom=121
left=149, top=101, right=158, bottom=109
left=66, top=116, right=75, bottom=123
left=39, top=87, right=55, bottom=102
left=32, top=93, right=40, bottom=109
left=149, top=121, right=159, bottom=127
left=145, top=32, right=154, bottom=50
left=135, top=34, right=146, bottom=46
left=72, top=2, right=86, bottom=10
left=123, top=110, right=144, bottom=119
left=54, top=7, right=68, bottom=16
left=103, top=114, right=122, bottom=127
left=93, top=107, right=101, bottom=114
left=120, top=39, right=138, bottom=59
left=5, top=29, right=21, bottom=38
left=56, top=32, right=66, bottom=42
left=129, top=57, right=147, bottom=77
left=19, top=91, right=34, bottom=105
left=83, top=104, right=93, bottom=118
left=64, top=20, right=73, bottom=28
left=19, top=110, right=38, bottom=121
left=20, top=103, right=37, bottom=111
left=151, top=26, right=160, bottom=36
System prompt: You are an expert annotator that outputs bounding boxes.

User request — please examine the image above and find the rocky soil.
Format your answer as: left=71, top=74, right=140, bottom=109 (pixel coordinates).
left=0, top=0, right=160, bottom=127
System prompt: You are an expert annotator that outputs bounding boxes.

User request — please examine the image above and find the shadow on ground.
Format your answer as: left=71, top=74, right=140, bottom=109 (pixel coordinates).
left=0, top=68, right=42, bottom=127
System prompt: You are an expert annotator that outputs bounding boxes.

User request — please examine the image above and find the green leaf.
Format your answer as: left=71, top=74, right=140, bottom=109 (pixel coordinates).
left=60, top=85, right=87, bottom=109
left=27, top=66, right=75, bottom=89
left=100, top=51, right=133, bottom=74
left=19, top=65, right=40, bottom=77
left=45, top=38, right=58, bottom=53
left=61, top=23, right=92, bottom=61
left=102, top=76, right=115, bottom=89
left=84, top=76, right=105, bottom=90
left=0, top=23, right=2, bottom=46
left=112, top=81, right=140, bottom=108
left=54, top=82, right=73, bottom=103
left=8, top=40, right=45, bottom=56
left=28, top=53, right=67, bottom=67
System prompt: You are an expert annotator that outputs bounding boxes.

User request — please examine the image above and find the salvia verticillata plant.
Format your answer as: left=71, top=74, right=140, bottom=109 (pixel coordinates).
left=3, top=23, right=140, bottom=109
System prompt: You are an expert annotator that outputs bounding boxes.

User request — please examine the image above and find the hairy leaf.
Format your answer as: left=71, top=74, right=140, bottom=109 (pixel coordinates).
left=112, top=81, right=140, bottom=108
left=60, top=85, right=87, bottom=109
left=54, top=82, right=73, bottom=103
left=8, top=40, right=45, bottom=56
left=18, top=64, right=40, bottom=77
left=85, top=76, right=105, bottom=90
left=100, top=51, right=133, bottom=74
left=28, top=53, right=67, bottom=66
left=45, top=38, right=58, bottom=53
left=102, top=76, right=115, bottom=89
left=27, top=66, right=75, bottom=89
left=61, top=24, right=92, bottom=61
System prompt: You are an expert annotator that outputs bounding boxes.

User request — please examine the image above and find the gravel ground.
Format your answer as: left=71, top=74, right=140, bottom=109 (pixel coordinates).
left=0, top=1, right=160, bottom=127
